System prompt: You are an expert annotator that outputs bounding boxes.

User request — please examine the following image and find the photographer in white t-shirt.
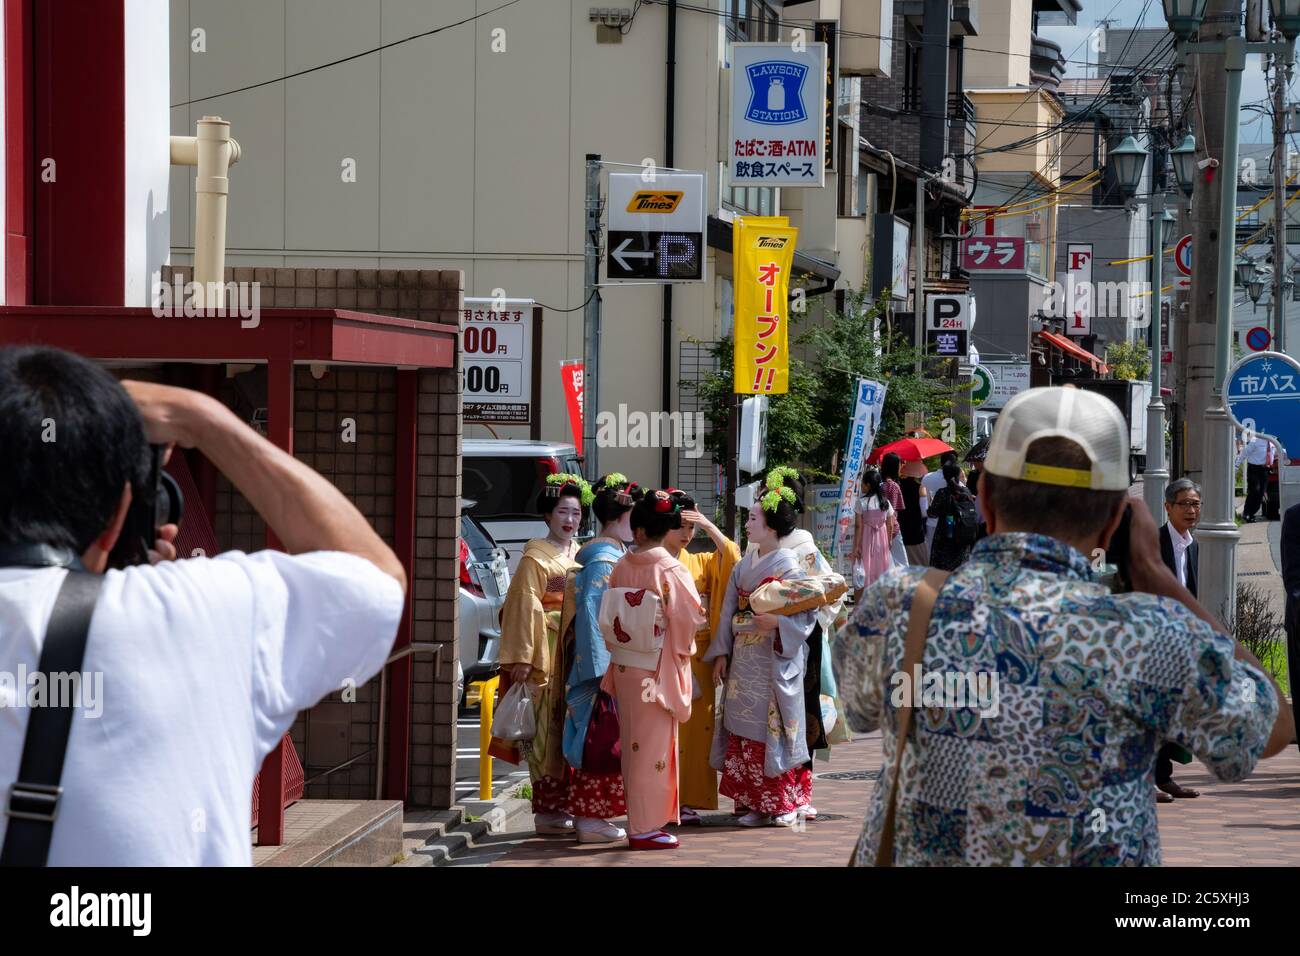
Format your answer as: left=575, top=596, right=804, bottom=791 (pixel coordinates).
left=0, top=346, right=407, bottom=866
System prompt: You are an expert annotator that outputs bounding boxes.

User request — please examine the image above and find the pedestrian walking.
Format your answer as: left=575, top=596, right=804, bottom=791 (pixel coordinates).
left=600, top=490, right=704, bottom=850
left=1237, top=436, right=1274, bottom=522
left=705, top=468, right=819, bottom=828
left=559, top=474, right=641, bottom=844
left=880, top=452, right=907, bottom=567
left=927, top=462, right=979, bottom=571
left=835, top=386, right=1293, bottom=866
left=495, top=473, right=588, bottom=836
left=898, top=470, right=930, bottom=566
left=853, top=465, right=896, bottom=600
left=923, top=451, right=959, bottom=553
left=1153, top=478, right=1203, bottom=803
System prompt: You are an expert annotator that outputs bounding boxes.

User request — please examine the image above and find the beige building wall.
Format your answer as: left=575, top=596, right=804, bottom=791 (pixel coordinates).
left=963, top=0, right=1032, bottom=88
left=169, top=1, right=866, bottom=487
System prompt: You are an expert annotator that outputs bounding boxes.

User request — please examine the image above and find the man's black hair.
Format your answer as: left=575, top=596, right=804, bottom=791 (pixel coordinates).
left=0, top=346, right=148, bottom=553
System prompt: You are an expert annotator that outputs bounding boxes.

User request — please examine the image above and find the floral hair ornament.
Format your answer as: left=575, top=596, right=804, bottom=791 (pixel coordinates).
left=649, top=489, right=681, bottom=514
left=760, top=465, right=801, bottom=513
left=544, top=472, right=595, bottom=507
left=599, top=472, right=637, bottom=507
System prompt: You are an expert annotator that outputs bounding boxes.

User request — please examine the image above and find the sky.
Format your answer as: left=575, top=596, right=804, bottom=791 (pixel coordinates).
left=1037, top=0, right=1280, bottom=145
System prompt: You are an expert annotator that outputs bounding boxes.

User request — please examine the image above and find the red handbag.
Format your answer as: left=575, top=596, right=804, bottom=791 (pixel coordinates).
left=582, top=690, right=622, bottom=774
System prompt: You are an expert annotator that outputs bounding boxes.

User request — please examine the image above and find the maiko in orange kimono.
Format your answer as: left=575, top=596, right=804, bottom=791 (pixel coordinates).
left=600, top=546, right=705, bottom=835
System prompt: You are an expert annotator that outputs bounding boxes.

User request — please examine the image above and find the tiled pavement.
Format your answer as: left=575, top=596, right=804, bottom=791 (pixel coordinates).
left=478, top=732, right=1300, bottom=867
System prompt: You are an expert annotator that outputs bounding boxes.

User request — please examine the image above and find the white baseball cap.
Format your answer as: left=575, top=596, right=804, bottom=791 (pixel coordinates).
left=984, top=386, right=1130, bottom=491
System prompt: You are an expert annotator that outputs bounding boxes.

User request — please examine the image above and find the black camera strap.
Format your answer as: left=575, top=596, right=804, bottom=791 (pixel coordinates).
left=0, top=549, right=101, bottom=867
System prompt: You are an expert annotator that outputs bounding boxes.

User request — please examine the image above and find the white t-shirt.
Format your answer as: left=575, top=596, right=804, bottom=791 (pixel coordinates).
left=0, top=550, right=403, bottom=866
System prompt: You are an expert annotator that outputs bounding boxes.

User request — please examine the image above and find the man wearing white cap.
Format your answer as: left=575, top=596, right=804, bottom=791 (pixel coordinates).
left=835, top=386, right=1293, bottom=867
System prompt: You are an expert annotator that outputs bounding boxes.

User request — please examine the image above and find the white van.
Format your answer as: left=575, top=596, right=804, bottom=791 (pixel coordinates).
left=461, top=439, right=585, bottom=572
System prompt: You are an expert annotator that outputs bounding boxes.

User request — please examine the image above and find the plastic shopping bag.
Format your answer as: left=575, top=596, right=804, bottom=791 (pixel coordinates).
left=490, top=681, right=535, bottom=742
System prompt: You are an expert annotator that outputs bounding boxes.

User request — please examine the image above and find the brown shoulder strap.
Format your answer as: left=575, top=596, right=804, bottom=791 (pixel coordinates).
left=874, top=568, right=950, bottom=867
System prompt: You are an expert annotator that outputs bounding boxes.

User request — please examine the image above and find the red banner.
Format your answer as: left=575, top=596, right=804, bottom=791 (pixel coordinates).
left=560, top=360, right=584, bottom=454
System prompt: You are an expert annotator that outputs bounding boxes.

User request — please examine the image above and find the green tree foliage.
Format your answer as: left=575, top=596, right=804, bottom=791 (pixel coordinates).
left=1105, top=339, right=1151, bottom=381
left=682, top=287, right=964, bottom=479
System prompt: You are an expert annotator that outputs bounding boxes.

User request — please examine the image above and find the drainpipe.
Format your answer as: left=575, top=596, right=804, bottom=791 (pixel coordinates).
left=661, top=0, right=677, bottom=487
left=170, top=116, right=241, bottom=307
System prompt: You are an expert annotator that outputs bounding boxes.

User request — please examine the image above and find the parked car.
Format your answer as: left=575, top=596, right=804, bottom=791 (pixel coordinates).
left=459, top=508, right=510, bottom=698
left=462, top=438, right=585, bottom=572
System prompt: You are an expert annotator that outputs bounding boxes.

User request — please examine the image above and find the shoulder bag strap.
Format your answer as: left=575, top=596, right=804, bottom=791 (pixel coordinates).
left=1, top=570, right=102, bottom=867
left=873, top=568, right=950, bottom=867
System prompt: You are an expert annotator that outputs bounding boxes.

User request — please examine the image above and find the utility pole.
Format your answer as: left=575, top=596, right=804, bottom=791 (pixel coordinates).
left=1184, top=0, right=1232, bottom=491
left=1272, top=56, right=1289, bottom=353
left=914, top=172, right=925, bottom=373
left=583, top=153, right=603, bottom=481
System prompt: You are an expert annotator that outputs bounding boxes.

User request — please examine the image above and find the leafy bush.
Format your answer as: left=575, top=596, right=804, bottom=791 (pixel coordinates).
left=1106, top=339, right=1151, bottom=381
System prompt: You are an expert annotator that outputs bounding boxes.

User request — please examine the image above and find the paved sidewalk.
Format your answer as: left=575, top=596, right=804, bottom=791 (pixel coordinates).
left=473, top=732, right=1300, bottom=867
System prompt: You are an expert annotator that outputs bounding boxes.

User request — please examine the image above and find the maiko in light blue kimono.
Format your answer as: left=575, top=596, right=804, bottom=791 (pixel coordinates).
left=561, top=538, right=624, bottom=769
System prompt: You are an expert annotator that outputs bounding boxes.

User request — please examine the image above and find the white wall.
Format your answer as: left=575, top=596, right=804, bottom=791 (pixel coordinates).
left=125, top=0, right=173, bottom=306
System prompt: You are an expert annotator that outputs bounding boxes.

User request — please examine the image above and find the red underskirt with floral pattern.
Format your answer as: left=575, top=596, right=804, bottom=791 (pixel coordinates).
left=531, top=768, right=627, bottom=818
left=718, top=735, right=812, bottom=815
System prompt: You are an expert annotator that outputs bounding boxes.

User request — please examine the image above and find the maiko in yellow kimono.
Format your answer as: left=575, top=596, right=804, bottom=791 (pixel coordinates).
left=677, top=540, right=740, bottom=810
left=494, top=537, right=579, bottom=814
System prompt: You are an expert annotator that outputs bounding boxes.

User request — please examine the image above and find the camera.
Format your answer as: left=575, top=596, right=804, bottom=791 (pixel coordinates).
left=108, top=445, right=184, bottom=568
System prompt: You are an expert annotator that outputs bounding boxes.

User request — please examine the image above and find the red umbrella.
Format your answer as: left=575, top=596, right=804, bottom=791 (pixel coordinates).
left=866, top=436, right=954, bottom=465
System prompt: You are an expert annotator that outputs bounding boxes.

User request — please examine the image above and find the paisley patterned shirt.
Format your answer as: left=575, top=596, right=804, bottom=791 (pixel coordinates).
left=834, top=533, right=1279, bottom=866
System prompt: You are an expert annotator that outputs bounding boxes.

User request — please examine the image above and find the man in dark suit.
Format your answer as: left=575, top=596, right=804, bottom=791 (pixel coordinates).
left=1282, top=501, right=1300, bottom=755
left=1154, top=478, right=1203, bottom=801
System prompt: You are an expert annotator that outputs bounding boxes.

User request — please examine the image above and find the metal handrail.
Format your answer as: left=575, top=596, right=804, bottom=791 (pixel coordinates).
left=374, top=641, right=443, bottom=800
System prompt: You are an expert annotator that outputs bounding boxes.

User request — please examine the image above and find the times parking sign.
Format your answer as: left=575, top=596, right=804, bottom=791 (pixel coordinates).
left=605, top=171, right=705, bottom=283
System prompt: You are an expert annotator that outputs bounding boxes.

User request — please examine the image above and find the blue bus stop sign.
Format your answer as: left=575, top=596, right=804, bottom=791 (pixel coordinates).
left=1225, top=350, right=1300, bottom=459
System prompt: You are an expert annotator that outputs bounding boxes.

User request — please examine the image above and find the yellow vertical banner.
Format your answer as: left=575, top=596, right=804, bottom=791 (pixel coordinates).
left=733, top=216, right=798, bottom=395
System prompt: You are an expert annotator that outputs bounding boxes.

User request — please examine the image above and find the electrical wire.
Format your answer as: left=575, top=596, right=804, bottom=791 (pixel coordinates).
left=170, top=0, right=527, bottom=108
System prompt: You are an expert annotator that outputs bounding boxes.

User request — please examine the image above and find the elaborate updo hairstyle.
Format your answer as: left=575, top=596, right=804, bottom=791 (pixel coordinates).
left=668, top=489, right=696, bottom=512
left=630, top=489, right=684, bottom=541
left=759, top=466, right=804, bottom=538
left=538, top=472, right=593, bottom=520
left=592, top=473, right=642, bottom=526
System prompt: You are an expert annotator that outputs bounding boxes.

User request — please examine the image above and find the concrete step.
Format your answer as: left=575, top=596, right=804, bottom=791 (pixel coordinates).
left=253, top=799, right=404, bottom=867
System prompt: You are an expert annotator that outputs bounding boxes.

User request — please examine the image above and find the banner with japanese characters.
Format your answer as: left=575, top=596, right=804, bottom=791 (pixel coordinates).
left=733, top=217, right=798, bottom=395
left=560, top=360, right=584, bottom=455
left=832, top=377, right=888, bottom=574
left=729, top=42, right=827, bottom=188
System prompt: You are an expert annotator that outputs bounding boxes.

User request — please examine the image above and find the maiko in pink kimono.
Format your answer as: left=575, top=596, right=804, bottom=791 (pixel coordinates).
left=600, top=489, right=705, bottom=850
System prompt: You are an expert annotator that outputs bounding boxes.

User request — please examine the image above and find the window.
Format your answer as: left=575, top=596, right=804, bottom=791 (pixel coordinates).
left=728, top=0, right=779, bottom=42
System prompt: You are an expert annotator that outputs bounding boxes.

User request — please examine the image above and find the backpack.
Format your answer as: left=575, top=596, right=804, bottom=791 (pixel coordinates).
left=941, top=491, right=979, bottom=547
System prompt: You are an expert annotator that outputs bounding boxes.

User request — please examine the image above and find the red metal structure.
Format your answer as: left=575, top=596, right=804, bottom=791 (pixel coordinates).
left=0, top=306, right=458, bottom=844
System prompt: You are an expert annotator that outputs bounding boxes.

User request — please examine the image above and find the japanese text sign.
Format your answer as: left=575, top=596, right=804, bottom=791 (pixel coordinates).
left=729, top=42, right=827, bottom=188
left=960, top=236, right=1025, bottom=271
left=733, top=216, right=798, bottom=395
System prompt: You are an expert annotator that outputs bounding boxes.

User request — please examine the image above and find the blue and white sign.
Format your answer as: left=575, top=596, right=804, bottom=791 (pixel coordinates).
left=831, top=377, right=888, bottom=573
left=729, top=42, right=827, bottom=188
left=1225, top=350, right=1300, bottom=460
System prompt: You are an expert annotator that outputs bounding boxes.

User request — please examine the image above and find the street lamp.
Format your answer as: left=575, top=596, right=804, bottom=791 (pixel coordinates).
left=1171, top=133, right=1197, bottom=197
left=1248, top=274, right=1267, bottom=303
left=1236, top=256, right=1259, bottom=286
left=1110, top=136, right=1149, bottom=198
left=1163, top=0, right=1208, bottom=40
left=1271, top=0, right=1300, bottom=39
left=1107, top=132, right=1174, bottom=520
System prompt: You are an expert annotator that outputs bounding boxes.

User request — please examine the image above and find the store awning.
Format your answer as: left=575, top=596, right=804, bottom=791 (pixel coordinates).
left=1034, top=330, right=1109, bottom=375
left=706, top=215, right=842, bottom=285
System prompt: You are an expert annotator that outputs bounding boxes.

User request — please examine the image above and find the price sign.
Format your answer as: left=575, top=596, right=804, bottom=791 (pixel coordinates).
left=461, top=297, right=535, bottom=425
